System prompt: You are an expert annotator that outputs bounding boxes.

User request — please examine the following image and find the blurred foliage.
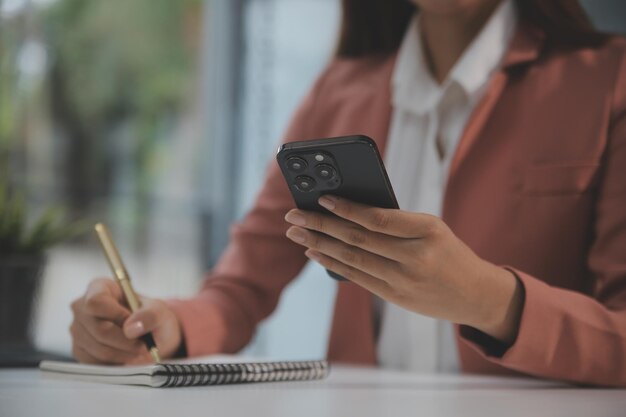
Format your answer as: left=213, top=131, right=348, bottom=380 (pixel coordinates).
left=0, top=0, right=205, bottom=259
left=0, top=27, right=20, bottom=171
left=0, top=0, right=202, bottom=217
left=0, top=178, right=86, bottom=258
left=44, top=0, right=201, bottom=209
left=45, top=0, right=199, bottom=129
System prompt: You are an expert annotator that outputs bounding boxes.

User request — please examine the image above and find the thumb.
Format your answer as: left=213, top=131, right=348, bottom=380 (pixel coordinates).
left=123, top=305, right=161, bottom=339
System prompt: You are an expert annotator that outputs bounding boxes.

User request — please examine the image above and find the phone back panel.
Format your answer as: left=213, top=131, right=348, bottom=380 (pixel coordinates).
left=277, top=135, right=398, bottom=212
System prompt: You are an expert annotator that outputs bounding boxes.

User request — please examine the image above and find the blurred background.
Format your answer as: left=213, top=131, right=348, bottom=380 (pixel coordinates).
left=0, top=0, right=625, bottom=361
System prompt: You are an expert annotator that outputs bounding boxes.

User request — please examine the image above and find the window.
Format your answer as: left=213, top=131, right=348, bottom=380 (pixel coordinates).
left=211, top=0, right=341, bottom=359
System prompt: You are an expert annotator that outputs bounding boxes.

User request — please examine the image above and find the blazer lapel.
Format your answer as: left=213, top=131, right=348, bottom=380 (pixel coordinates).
left=447, top=22, right=545, bottom=185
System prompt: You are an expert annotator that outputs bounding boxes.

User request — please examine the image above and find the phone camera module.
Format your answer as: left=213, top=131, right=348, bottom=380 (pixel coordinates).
left=294, top=176, right=316, bottom=192
left=286, top=157, right=307, bottom=173
left=314, top=164, right=336, bottom=180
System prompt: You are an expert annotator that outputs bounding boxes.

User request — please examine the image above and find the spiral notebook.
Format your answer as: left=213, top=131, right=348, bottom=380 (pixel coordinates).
left=40, top=356, right=329, bottom=388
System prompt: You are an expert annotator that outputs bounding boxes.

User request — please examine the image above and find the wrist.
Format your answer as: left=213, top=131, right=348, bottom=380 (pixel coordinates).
left=470, top=264, right=524, bottom=345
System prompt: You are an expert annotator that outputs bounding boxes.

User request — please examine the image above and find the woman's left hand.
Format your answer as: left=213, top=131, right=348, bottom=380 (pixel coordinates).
left=284, top=195, right=524, bottom=344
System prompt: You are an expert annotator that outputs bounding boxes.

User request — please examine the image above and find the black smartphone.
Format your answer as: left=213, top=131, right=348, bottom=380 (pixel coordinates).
left=276, top=134, right=399, bottom=281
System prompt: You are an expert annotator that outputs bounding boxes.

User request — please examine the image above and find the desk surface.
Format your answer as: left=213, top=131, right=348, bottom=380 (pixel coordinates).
left=1, top=366, right=624, bottom=417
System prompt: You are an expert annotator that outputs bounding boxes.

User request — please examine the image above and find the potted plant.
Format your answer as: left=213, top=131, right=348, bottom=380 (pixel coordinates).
left=0, top=182, right=84, bottom=352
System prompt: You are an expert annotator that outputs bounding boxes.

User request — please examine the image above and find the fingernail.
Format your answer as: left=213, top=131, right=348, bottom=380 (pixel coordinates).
left=305, top=250, right=322, bottom=262
left=284, top=210, right=306, bottom=226
left=125, top=321, right=144, bottom=338
left=286, top=227, right=306, bottom=243
left=318, top=196, right=336, bottom=211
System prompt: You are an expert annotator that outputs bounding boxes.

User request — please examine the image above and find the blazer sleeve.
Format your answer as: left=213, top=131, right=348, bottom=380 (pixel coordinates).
left=166, top=65, right=331, bottom=357
left=460, top=46, right=626, bottom=387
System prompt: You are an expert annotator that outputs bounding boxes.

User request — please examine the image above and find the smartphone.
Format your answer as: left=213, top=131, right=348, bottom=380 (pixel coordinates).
left=276, top=134, right=398, bottom=281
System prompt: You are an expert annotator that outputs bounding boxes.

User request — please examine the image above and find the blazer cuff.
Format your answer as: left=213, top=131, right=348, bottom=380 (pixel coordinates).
left=459, top=267, right=556, bottom=375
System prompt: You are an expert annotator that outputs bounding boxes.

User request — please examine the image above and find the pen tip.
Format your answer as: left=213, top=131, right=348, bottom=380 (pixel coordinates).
left=150, top=347, right=162, bottom=363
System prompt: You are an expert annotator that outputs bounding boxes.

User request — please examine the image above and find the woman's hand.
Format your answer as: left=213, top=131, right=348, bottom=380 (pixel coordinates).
left=284, top=195, right=524, bottom=344
left=70, top=278, right=183, bottom=364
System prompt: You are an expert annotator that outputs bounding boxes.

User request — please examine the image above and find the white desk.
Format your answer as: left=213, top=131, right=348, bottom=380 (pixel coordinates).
left=1, top=366, right=624, bottom=417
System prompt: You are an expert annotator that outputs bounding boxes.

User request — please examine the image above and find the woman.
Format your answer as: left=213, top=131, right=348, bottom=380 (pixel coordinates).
left=69, top=0, right=626, bottom=386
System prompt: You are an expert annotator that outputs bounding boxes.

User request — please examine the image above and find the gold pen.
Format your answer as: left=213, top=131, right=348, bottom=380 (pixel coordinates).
left=94, top=223, right=162, bottom=363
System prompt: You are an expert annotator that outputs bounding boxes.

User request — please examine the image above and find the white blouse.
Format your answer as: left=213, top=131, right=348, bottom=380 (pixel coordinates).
left=377, top=0, right=518, bottom=373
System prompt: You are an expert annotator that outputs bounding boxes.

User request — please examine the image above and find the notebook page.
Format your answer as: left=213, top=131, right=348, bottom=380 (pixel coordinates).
left=40, top=360, right=155, bottom=376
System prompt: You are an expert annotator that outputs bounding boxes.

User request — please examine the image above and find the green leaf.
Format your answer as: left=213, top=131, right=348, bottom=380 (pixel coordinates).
left=0, top=178, right=88, bottom=256
left=22, top=206, right=63, bottom=252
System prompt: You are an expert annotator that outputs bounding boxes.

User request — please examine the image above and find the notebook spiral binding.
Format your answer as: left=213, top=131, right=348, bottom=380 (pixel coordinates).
left=156, top=360, right=329, bottom=388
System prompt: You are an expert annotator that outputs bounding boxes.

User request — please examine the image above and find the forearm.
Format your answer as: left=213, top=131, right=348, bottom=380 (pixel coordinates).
left=166, top=288, right=254, bottom=357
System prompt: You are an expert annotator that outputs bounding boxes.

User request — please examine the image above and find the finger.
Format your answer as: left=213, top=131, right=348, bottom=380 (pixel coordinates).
left=82, top=278, right=131, bottom=325
left=70, top=319, right=141, bottom=364
left=71, top=319, right=143, bottom=364
left=285, top=209, right=408, bottom=262
left=86, top=277, right=125, bottom=302
left=75, top=313, right=143, bottom=354
left=317, top=195, right=441, bottom=238
left=72, top=344, right=100, bottom=365
left=305, top=249, right=391, bottom=298
left=123, top=303, right=163, bottom=339
left=286, top=226, right=398, bottom=282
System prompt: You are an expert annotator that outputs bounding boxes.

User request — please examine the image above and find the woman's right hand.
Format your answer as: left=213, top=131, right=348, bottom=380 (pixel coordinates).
left=70, top=278, right=183, bottom=364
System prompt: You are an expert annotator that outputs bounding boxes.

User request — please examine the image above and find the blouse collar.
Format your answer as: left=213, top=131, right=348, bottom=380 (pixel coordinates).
left=392, top=0, right=518, bottom=114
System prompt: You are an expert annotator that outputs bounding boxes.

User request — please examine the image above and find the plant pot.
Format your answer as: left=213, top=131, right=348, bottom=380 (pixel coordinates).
left=0, top=255, right=46, bottom=349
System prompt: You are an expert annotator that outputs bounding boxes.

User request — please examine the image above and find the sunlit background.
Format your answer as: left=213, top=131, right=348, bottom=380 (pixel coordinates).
left=1, top=0, right=624, bottom=360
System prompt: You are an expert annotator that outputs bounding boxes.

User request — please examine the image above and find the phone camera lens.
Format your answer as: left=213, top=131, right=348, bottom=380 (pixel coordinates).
left=286, top=157, right=307, bottom=173
left=314, top=164, right=335, bottom=180
left=294, top=176, right=316, bottom=192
